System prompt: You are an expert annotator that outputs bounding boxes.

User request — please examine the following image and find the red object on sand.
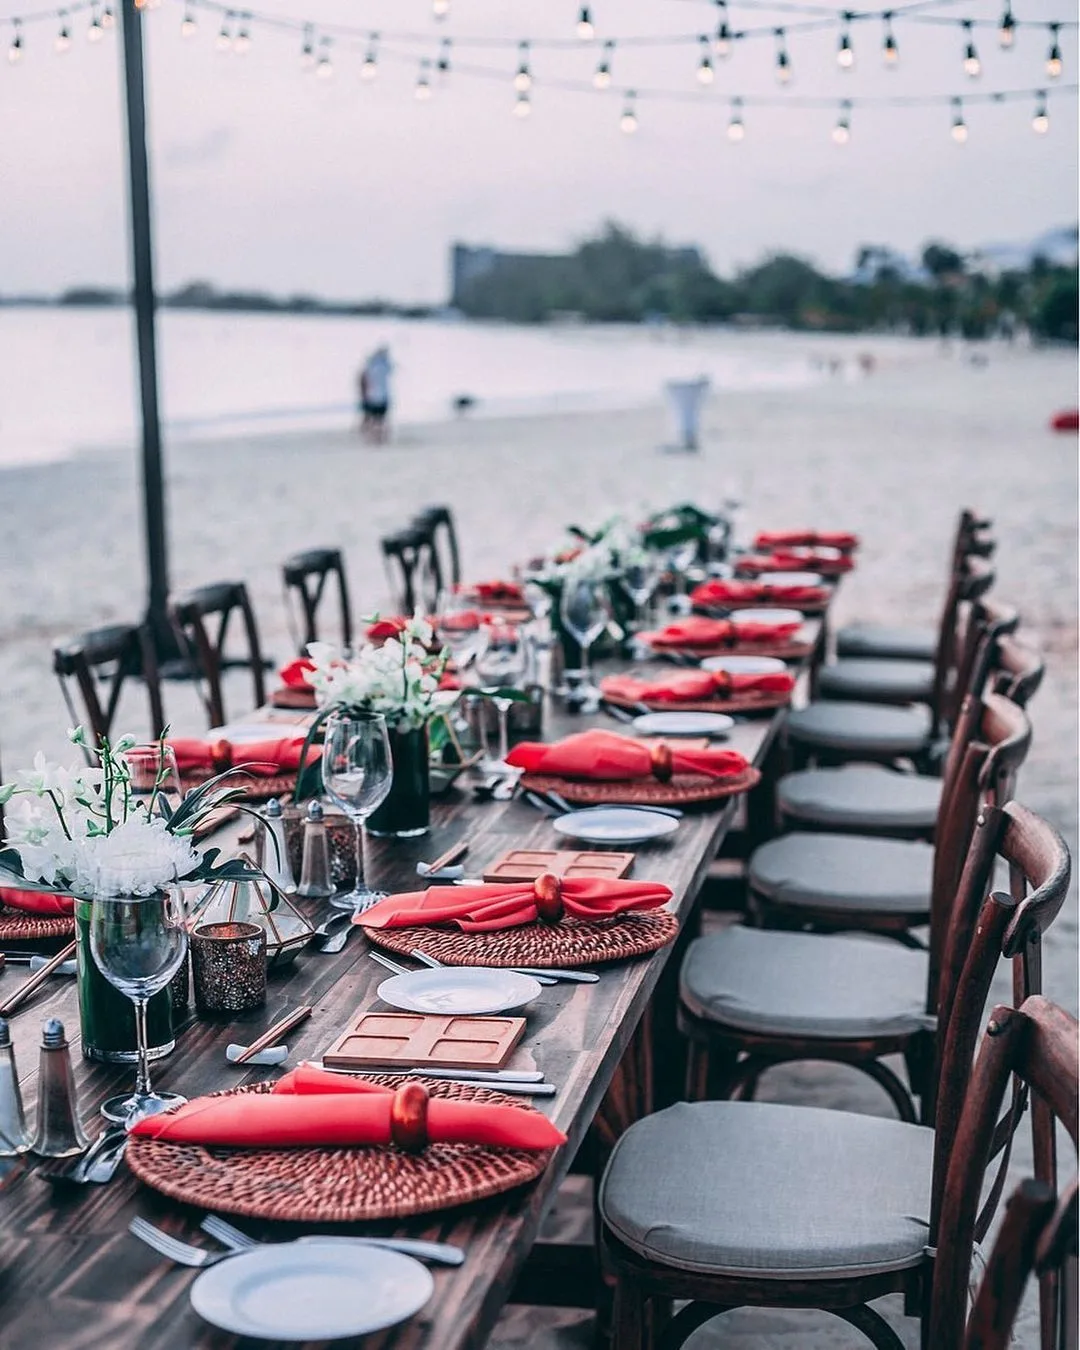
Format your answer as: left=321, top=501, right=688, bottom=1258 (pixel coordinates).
left=1050, top=409, right=1079, bottom=433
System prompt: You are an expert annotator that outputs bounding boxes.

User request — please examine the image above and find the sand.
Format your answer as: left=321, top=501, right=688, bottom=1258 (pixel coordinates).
left=0, top=337, right=1075, bottom=1348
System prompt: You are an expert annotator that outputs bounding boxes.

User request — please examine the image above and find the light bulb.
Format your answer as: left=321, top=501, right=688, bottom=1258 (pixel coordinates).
left=577, top=6, right=594, bottom=40
left=838, top=20, right=854, bottom=69
left=100, top=4, right=113, bottom=27
left=87, top=9, right=103, bottom=41
left=180, top=8, right=195, bottom=37
left=233, top=17, right=251, bottom=53
left=593, top=54, right=611, bottom=90
left=620, top=92, right=638, bottom=133
left=514, top=44, right=531, bottom=92
left=1032, top=95, right=1049, bottom=132
left=698, top=57, right=714, bottom=84
left=433, top=0, right=450, bottom=16
left=832, top=107, right=851, bottom=143
left=951, top=101, right=968, bottom=142
left=1046, top=28, right=1062, bottom=78
left=361, top=52, right=377, bottom=80
left=8, top=23, right=22, bottom=62
left=300, top=28, right=315, bottom=68
left=998, top=7, right=1015, bottom=48
left=727, top=100, right=744, bottom=141
left=775, top=32, right=791, bottom=83
left=437, top=39, right=450, bottom=74
left=316, top=51, right=334, bottom=79
left=883, top=15, right=898, bottom=66
left=513, top=91, right=531, bottom=118
left=216, top=18, right=231, bottom=51
left=714, top=23, right=732, bottom=58
left=56, top=18, right=71, bottom=52
left=415, top=60, right=432, bottom=99
left=962, top=25, right=980, bottom=77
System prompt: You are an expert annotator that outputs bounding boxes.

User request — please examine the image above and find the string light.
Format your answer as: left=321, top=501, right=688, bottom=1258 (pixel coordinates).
left=577, top=6, right=594, bottom=41
left=1046, top=25, right=1062, bottom=78
left=432, top=0, right=450, bottom=18
left=234, top=13, right=251, bottom=54
left=620, top=89, right=638, bottom=133
left=697, top=34, right=714, bottom=84
left=727, top=97, right=746, bottom=140
left=415, top=56, right=432, bottom=99
left=951, top=96, right=968, bottom=140
left=513, top=89, right=531, bottom=118
left=883, top=13, right=899, bottom=66
left=55, top=11, right=71, bottom=52
left=775, top=28, right=791, bottom=83
left=837, top=15, right=854, bottom=68
left=436, top=37, right=451, bottom=74
left=1032, top=89, right=1049, bottom=130
left=998, top=3, right=1015, bottom=49
left=962, top=21, right=981, bottom=77
left=315, top=35, right=333, bottom=79
left=832, top=99, right=851, bottom=142
left=360, top=33, right=378, bottom=81
left=593, top=39, right=613, bottom=89
left=215, top=12, right=231, bottom=51
left=8, top=17, right=22, bottom=62
left=514, top=40, right=531, bottom=92
left=299, top=23, right=314, bottom=68
left=100, top=3, right=112, bottom=28
left=714, top=1, right=732, bottom=58
left=180, top=5, right=195, bottom=37
left=86, top=4, right=102, bottom=41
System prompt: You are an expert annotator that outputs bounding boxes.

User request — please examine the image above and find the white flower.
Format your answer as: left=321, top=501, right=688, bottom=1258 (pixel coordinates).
left=68, top=813, right=200, bottom=896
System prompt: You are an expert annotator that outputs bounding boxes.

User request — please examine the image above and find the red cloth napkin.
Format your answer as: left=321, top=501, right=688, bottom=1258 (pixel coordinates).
left=367, top=616, right=409, bottom=641
left=736, top=551, right=855, bottom=575
left=690, top=579, right=829, bottom=609
left=169, top=736, right=319, bottom=777
left=278, top=658, right=315, bottom=689
left=466, top=580, right=525, bottom=604
left=754, top=530, right=859, bottom=550
left=0, top=887, right=73, bottom=917
left=130, top=1063, right=565, bottom=1150
left=359, top=874, right=673, bottom=933
left=600, top=670, right=794, bottom=704
left=505, top=729, right=750, bottom=781
left=638, top=616, right=801, bottom=650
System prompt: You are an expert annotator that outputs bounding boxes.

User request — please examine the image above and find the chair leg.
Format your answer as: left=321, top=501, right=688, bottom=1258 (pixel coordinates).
left=656, top=1301, right=730, bottom=1350
left=833, top=1304, right=907, bottom=1350
left=612, top=1275, right=651, bottom=1350
left=854, top=1060, right=919, bottom=1124
left=685, top=1040, right=710, bottom=1102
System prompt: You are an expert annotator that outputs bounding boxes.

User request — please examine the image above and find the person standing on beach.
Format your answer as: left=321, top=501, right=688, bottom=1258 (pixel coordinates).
left=358, top=345, right=393, bottom=444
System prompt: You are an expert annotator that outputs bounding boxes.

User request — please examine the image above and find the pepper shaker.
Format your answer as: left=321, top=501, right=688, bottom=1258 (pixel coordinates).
left=0, top=1019, right=30, bottom=1156
left=31, top=1018, right=89, bottom=1158
left=258, top=798, right=297, bottom=894
left=297, top=800, right=334, bottom=899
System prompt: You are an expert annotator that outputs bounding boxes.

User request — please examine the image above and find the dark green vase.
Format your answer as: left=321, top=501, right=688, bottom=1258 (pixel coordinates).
left=74, top=899, right=175, bottom=1063
left=366, top=726, right=430, bottom=838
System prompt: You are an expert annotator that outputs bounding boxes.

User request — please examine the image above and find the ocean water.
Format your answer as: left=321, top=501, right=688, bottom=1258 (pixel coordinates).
left=0, top=307, right=914, bottom=469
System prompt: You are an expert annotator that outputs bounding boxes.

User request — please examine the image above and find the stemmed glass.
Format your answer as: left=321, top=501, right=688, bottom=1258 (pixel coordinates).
left=122, top=744, right=183, bottom=819
left=89, top=885, right=189, bottom=1125
left=620, top=557, right=661, bottom=630
left=475, top=623, right=527, bottom=772
left=560, top=573, right=612, bottom=702
left=435, top=587, right=488, bottom=674
left=321, top=711, right=394, bottom=911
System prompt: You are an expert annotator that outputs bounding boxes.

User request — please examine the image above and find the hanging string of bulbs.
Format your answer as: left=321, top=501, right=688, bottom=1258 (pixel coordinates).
left=3, top=0, right=1075, bottom=143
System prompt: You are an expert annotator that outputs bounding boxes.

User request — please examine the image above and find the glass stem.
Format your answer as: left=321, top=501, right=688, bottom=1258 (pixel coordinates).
left=133, top=997, right=152, bottom=1098
left=580, top=641, right=591, bottom=683
left=353, top=816, right=365, bottom=892
left=496, top=701, right=510, bottom=762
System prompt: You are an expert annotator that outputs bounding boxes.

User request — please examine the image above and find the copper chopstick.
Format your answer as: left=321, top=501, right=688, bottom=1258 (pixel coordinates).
left=232, top=1004, right=314, bottom=1065
left=0, top=940, right=78, bottom=1019
left=425, top=838, right=470, bottom=875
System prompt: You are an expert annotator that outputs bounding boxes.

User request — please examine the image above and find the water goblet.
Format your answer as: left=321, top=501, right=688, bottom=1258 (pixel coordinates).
left=559, top=573, right=611, bottom=703
left=321, top=711, right=394, bottom=911
left=620, top=558, right=661, bottom=629
left=475, top=624, right=527, bottom=772
left=89, top=885, right=189, bottom=1125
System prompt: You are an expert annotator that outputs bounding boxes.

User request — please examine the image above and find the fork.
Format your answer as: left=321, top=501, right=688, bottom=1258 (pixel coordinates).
left=200, top=1213, right=465, bottom=1266
left=128, top=1217, right=232, bottom=1268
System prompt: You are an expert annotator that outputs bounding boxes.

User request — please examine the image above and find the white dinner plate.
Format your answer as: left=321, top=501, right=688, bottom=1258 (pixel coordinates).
left=701, top=655, right=788, bottom=675
left=631, top=711, right=736, bottom=738
left=207, top=723, right=297, bottom=744
left=552, top=806, right=680, bottom=847
left=758, top=572, right=823, bottom=588
left=377, top=967, right=543, bottom=1015
left=733, top=608, right=804, bottom=626
left=190, top=1240, right=433, bottom=1342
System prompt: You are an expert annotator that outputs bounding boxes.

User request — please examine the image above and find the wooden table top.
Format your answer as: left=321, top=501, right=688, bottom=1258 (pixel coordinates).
left=0, top=635, right=818, bottom=1350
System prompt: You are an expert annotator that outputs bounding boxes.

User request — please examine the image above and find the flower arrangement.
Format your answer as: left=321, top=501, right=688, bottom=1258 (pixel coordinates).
left=0, top=728, right=264, bottom=900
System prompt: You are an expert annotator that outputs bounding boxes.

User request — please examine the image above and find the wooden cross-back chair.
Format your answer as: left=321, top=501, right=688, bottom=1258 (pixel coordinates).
left=411, top=505, right=461, bottom=594
left=380, top=525, right=436, bottom=615
left=52, top=622, right=165, bottom=754
left=282, top=547, right=353, bottom=653
left=599, top=801, right=1071, bottom=1350
left=167, top=581, right=267, bottom=730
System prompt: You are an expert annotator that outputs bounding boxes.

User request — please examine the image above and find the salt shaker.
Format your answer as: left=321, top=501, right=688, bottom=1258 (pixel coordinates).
left=31, top=1018, right=89, bottom=1158
left=0, top=1019, right=30, bottom=1156
left=258, top=798, right=297, bottom=894
left=296, top=800, right=334, bottom=899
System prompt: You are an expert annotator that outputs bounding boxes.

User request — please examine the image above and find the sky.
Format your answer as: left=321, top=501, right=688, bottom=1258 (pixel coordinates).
left=1, top=0, right=1076, bottom=303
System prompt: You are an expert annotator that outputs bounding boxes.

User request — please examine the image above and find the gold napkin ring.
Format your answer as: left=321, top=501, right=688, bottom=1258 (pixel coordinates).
left=390, top=1082, right=430, bottom=1153
left=533, top=873, right=564, bottom=924
left=650, top=743, right=674, bottom=783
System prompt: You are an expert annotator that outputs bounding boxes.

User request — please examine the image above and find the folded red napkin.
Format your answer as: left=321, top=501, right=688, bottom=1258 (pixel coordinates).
left=359, top=873, right=673, bottom=933
left=505, top=728, right=750, bottom=782
left=735, top=551, right=855, bottom=575
left=466, top=580, right=525, bottom=604
left=130, top=1063, right=565, bottom=1150
left=600, top=670, right=794, bottom=704
left=367, top=616, right=409, bottom=641
left=168, top=736, right=320, bottom=777
left=0, top=887, right=73, bottom=917
left=638, top=616, right=801, bottom=650
left=690, top=579, right=829, bottom=609
left=278, top=658, right=315, bottom=689
left=754, top=530, right=859, bottom=550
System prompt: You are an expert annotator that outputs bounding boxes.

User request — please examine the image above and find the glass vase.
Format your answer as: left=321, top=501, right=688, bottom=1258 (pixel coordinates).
left=366, top=725, right=430, bottom=838
left=74, top=898, right=175, bottom=1063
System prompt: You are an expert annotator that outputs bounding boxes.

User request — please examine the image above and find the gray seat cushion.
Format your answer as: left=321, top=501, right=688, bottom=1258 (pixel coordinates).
left=778, top=765, right=942, bottom=832
left=836, top=623, right=936, bottom=662
left=817, top=659, right=935, bottom=705
left=749, top=832, right=934, bottom=914
left=680, top=926, right=934, bottom=1038
left=785, top=701, right=932, bottom=756
left=600, top=1100, right=932, bottom=1277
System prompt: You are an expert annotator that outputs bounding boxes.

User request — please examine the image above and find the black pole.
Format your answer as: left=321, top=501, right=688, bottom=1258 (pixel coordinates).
left=119, top=0, right=171, bottom=650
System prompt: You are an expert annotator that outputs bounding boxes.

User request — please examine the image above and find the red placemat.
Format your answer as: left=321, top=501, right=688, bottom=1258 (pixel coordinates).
left=519, top=766, right=760, bottom=807
left=603, top=690, right=792, bottom=715
left=0, top=904, right=74, bottom=941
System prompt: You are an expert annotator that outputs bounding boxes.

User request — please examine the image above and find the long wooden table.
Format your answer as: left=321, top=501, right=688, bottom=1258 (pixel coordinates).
left=0, top=634, right=819, bottom=1349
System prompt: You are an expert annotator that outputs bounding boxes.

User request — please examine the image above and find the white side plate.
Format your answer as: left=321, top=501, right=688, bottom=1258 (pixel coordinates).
left=207, top=723, right=297, bottom=744
left=552, top=807, right=680, bottom=846
left=377, top=967, right=543, bottom=1015
left=758, top=572, right=823, bottom=588
left=631, top=711, right=736, bottom=738
left=700, top=655, right=788, bottom=675
left=190, top=1241, right=433, bottom=1341
left=733, top=608, right=804, bottom=626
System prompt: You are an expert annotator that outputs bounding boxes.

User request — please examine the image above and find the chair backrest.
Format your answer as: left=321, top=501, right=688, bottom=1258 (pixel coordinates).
left=929, top=995, right=1078, bottom=1349
left=930, top=554, right=1002, bottom=728
left=52, top=623, right=165, bottom=752
left=953, top=507, right=995, bottom=565
left=412, top=505, right=461, bottom=594
left=168, top=581, right=266, bottom=729
left=380, top=526, right=435, bottom=615
left=993, top=634, right=1045, bottom=709
left=282, top=547, right=352, bottom=653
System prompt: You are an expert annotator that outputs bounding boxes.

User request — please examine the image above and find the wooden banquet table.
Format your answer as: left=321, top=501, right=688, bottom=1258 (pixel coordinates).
left=0, top=628, right=822, bottom=1350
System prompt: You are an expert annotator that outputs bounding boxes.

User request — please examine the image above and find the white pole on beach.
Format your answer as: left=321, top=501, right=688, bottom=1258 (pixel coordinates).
left=119, top=0, right=171, bottom=651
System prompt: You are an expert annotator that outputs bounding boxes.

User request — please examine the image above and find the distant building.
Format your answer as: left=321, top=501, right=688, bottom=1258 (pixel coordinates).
left=451, top=244, right=566, bottom=307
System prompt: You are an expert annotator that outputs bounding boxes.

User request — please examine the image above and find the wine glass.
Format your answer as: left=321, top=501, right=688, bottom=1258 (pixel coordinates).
left=620, top=557, right=661, bottom=629
left=475, top=623, right=527, bottom=772
left=89, top=886, right=188, bottom=1124
left=435, top=587, right=489, bottom=677
left=122, top=744, right=183, bottom=820
left=560, top=573, right=611, bottom=701
left=321, top=712, right=394, bottom=911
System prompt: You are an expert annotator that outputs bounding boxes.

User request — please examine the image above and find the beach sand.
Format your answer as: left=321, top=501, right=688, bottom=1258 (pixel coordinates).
left=0, top=337, right=1075, bottom=1347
